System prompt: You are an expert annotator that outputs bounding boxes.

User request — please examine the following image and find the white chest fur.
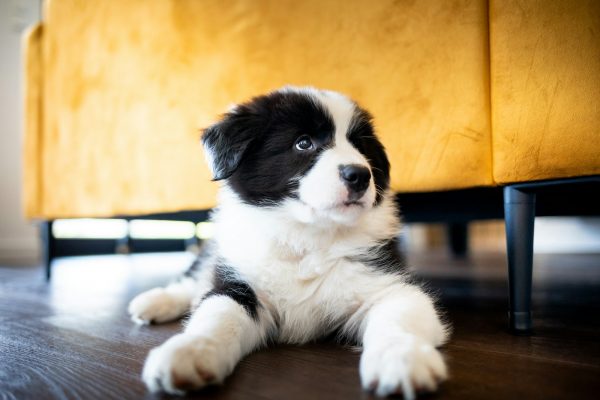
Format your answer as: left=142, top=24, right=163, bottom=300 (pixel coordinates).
left=211, top=187, right=402, bottom=343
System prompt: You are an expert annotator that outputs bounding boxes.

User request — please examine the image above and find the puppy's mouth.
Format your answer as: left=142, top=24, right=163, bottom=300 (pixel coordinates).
left=341, top=200, right=364, bottom=207
left=298, top=199, right=365, bottom=212
left=326, top=200, right=366, bottom=212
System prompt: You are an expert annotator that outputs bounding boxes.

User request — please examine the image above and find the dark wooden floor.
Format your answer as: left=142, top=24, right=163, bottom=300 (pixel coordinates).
left=1, top=250, right=599, bottom=400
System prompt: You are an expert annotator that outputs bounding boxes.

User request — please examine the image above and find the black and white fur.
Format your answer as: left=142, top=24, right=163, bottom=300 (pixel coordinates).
left=128, top=87, right=449, bottom=399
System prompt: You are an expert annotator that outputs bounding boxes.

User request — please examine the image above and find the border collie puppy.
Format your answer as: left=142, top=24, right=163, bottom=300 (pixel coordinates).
left=128, top=87, right=449, bottom=399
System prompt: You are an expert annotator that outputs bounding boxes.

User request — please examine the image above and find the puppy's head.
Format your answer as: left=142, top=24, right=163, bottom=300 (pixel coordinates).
left=202, top=87, right=390, bottom=225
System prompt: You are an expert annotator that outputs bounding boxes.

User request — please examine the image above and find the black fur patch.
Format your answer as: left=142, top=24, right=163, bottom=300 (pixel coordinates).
left=347, top=108, right=391, bottom=205
left=352, top=237, right=405, bottom=274
left=204, top=263, right=259, bottom=320
left=203, top=91, right=335, bottom=206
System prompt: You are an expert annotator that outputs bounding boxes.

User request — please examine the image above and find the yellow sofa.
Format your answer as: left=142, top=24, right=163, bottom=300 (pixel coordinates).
left=24, top=0, right=599, bottom=220
left=23, top=0, right=600, bottom=331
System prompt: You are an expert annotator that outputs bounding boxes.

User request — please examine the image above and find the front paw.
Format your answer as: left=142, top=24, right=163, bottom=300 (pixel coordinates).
left=128, top=288, right=185, bottom=325
left=142, top=334, right=227, bottom=395
left=360, top=335, right=447, bottom=399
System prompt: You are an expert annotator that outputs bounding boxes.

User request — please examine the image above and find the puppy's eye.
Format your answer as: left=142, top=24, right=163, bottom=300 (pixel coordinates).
left=295, top=136, right=314, bottom=151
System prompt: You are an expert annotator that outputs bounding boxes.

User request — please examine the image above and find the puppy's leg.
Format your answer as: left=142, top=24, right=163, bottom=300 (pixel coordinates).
left=128, top=277, right=198, bottom=324
left=141, top=293, right=273, bottom=395
left=359, top=285, right=449, bottom=399
left=129, top=245, right=217, bottom=324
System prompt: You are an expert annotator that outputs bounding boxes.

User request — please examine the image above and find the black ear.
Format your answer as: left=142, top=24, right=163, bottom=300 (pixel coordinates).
left=202, top=109, right=262, bottom=181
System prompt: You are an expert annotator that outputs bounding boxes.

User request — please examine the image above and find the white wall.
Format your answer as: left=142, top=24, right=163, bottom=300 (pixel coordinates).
left=0, top=0, right=41, bottom=265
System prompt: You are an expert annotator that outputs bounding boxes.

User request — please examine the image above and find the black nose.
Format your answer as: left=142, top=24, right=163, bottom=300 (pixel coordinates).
left=339, top=164, right=371, bottom=197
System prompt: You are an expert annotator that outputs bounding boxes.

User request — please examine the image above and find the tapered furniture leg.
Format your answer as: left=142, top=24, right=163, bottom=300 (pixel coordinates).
left=41, top=221, right=55, bottom=281
left=503, top=187, right=536, bottom=333
left=447, top=222, right=468, bottom=258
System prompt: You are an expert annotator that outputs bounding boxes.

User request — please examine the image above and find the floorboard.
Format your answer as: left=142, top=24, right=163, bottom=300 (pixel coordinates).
left=0, top=250, right=599, bottom=399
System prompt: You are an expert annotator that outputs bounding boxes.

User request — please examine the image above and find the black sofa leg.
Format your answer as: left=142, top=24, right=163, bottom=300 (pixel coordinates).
left=447, top=222, right=468, bottom=258
left=504, top=186, right=536, bottom=333
left=41, top=221, right=55, bottom=281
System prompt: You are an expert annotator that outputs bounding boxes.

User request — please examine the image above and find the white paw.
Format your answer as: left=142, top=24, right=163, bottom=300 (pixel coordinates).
left=128, top=288, right=187, bottom=324
left=142, top=334, right=227, bottom=395
left=360, top=335, right=447, bottom=399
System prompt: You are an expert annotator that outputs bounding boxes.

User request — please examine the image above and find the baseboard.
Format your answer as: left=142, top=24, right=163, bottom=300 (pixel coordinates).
left=534, top=217, right=600, bottom=253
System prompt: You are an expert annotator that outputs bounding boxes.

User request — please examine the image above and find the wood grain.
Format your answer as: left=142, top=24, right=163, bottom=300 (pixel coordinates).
left=0, top=251, right=599, bottom=399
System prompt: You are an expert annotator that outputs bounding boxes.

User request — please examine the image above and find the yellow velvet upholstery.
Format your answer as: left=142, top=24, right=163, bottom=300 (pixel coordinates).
left=24, top=0, right=492, bottom=219
left=23, top=0, right=600, bottom=219
left=490, top=0, right=600, bottom=184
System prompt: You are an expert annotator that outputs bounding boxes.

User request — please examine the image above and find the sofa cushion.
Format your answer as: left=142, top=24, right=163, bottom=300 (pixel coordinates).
left=25, top=0, right=492, bottom=218
left=490, top=0, right=600, bottom=184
